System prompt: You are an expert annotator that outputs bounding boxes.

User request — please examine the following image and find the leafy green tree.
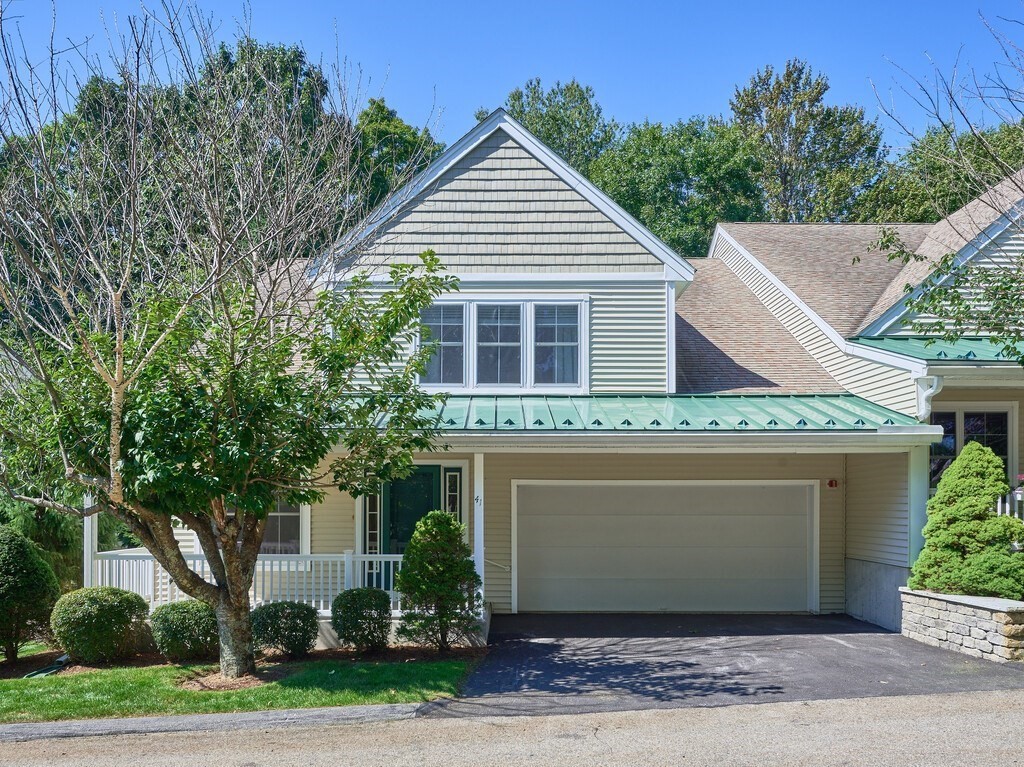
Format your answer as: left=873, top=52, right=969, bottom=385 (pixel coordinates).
left=0, top=526, right=60, bottom=661
left=355, top=98, right=444, bottom=211
left=731, top=59, right=885, bottom=222
left=0, top=8, right=455, bottom=677
left=591, top=118, right=763, bottom=257
left=854, top=124, right=1024, bottom=223
left=477, top=78, right=619, bottom=177
left=909, top=442, right=1024, bottom=598
left=396, top=511, right=482, bottom=651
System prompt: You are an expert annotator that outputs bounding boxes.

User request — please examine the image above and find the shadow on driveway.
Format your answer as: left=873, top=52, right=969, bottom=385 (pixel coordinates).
left=424, top=614, right=1024, bottom=718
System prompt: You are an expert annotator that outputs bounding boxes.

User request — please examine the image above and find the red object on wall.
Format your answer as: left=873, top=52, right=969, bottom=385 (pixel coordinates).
left=826, top=479, right=839, bottom=489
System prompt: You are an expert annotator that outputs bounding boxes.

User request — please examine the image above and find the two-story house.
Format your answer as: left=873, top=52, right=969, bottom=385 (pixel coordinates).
left=88, top=109, right=1022, bottom=634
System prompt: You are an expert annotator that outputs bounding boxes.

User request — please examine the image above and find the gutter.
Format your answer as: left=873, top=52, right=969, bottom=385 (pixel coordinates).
left=915, top=376, right=944, bottom=421
left=440, top=426, right=943, bottom=452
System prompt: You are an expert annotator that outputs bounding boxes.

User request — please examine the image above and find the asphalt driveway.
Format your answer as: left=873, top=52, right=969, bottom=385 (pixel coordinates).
left=425, top=613, right=1024, bottom=717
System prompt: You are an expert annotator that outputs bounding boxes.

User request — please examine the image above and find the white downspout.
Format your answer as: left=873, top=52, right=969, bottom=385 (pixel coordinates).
left=915, top=376, right=944, bottom=421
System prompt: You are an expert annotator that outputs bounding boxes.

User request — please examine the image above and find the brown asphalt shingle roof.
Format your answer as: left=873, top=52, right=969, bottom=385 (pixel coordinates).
left=718, top=222, right=933, bottom=337
left=675, top=258, right=843, bottom=395
left=720, top=173, right=1024, bottom=338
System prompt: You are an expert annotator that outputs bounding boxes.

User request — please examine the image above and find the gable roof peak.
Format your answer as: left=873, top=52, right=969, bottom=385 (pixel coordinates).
left=336, top=106, right=695, bottom=282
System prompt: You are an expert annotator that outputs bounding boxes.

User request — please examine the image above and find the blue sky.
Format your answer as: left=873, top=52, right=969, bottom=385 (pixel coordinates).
left=5, top=1, right=1023, bottom=150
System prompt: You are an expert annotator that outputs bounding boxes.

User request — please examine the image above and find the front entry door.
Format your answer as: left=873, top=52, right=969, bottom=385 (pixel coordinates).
left=381, top=466, right=441, bottom=555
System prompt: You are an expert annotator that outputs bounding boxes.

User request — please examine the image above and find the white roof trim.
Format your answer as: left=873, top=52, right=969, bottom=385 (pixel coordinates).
left=712, top=226, right=928, bottom=378
left=860, top=202, right=1024, bottom=336
left=336, top=109, right=695, bottom=283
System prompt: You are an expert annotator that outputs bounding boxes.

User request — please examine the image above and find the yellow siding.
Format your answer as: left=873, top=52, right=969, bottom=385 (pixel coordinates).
left=714, top=239, right=918, bottom=415
left=479, top=453, right=847, bottom=614
left=309, top=453, right=476, bottom=554
left=846, top=453, right=910, bottom=567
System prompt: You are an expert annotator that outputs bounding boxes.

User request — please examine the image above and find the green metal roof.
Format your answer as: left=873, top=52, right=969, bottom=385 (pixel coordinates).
left=418, top=394, right=920, bottom=433
left=849, top=336, right=1024, bottom=363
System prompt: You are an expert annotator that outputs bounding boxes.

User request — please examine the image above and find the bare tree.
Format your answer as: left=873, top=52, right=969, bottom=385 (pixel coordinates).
left=0, top=3, right=452, bottom=676
left=872, top=14, right=1024, bottom=361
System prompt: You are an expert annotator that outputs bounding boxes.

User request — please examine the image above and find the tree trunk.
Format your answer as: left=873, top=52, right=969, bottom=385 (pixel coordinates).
left=4, top=642, right=17, bottom=663
left=215, top=595, right=255, bottom=677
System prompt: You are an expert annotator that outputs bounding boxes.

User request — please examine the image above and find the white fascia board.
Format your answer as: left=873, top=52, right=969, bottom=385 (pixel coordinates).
left=715, top=227, right=928, bottom=378
left=440, top=427, right=943, bottom=452
left=334, top=108, right=695, bottom=283
left=861, top=203, right=1024, bottom=336
left=350, top=270, right=671, bottom=284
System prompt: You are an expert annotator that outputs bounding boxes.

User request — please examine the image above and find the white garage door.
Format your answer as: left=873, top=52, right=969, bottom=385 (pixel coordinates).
left=515, top=482, right=815, bottom=613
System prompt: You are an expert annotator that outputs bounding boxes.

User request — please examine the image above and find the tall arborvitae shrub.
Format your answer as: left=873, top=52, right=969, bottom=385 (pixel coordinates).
left=909, top=441, right=1024, bottom=599
left=395, top=511, right=481, bottom=651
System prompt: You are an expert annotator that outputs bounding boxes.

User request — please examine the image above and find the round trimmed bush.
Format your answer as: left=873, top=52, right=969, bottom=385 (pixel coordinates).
left=0, top=526, right=61, bottom=661
left=151, top=600, right=219, bottom=662
left=50, top=586, right=149, bottom=663
left=251, top=601, right=318, bottom=658
left=331, top=588, right=391, bottom=652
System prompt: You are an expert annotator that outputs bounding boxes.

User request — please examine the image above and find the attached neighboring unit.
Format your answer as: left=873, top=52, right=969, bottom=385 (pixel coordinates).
left=88, top=109, right=1024, bottom=635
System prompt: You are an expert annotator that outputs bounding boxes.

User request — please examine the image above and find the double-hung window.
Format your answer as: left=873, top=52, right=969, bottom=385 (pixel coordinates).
left=420, top=305, right=465, bottom=385
left=260, top=500, right=303, bottom=555
left=419, top=299, right=585, bottom=391
left=477, top=305, right=523, bottom=385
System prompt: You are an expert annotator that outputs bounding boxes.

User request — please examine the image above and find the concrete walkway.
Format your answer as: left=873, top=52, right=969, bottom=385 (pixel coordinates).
left=425, top=613, right=1024, bottom=717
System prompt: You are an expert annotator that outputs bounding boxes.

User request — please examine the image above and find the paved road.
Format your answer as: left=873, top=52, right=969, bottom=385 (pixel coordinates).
left=427, top=613, right=1024, bottom=716
left=4, top=689, right=1024, bottom=766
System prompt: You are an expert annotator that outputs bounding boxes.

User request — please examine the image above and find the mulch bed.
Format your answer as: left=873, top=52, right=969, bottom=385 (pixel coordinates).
left=2, top=644, right=486, bottom=685
left=0, top=650, right=63, bottom=680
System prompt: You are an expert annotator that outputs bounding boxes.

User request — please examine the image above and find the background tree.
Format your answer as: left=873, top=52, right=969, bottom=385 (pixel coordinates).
left=731, top=58, right=885, bottom=222
left=355, top=98, right=444, bottom=211
left=855, top=124, right=1024, bottom=223
left=591, top=118, right=763, bottom=258
left=476, top=78, right=619, bottom=178
left=0, top=5, right=453, bottom=677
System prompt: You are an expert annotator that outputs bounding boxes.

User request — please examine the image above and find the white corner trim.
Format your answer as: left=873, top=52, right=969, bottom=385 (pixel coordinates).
left=338, top=109, right=695, bottom=283
left=861, top=203, right=1024, bottom=336
left=714, top=227, right=928, bottom=378
left=666, top=281, right=677, bottom=393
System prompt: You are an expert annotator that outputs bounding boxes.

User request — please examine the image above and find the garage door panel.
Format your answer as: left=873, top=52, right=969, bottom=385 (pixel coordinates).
left=518, top=544, right=807, bottom=580
left=516, top=483, right=813, bottom=613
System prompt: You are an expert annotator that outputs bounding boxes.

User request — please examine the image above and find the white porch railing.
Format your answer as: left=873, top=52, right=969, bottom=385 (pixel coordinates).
left=92, top=550, right=404, bottom=613
left=996, top=488, right=1024, bottom=521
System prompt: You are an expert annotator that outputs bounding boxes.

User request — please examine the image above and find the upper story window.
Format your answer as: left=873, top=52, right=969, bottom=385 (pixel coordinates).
left=421, top=305, right=465, bottom=385
left=419, top=298, right=586, bottom=392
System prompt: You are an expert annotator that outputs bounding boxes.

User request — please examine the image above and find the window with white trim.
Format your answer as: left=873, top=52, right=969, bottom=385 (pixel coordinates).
left=260, top=500, right=302, bottom=555
left=420, top=304, right=465, bottom=385
left=418, top=299, right=586, bottom=392
left=930, top=406, right=1016, bottom=487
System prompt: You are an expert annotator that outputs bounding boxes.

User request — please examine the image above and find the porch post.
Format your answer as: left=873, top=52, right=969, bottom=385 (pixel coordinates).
left=82, top=494, right=97, bottom=587
left=907, top=446, right=929, bottom=566
left=473, top=453, right=485, bottom=600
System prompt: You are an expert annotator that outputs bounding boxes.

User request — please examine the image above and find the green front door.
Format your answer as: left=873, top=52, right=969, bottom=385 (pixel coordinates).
left=381, top=466, right=441, bottom=555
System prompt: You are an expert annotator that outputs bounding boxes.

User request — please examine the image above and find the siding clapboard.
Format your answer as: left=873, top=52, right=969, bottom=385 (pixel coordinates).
left=353, top=129, right=664, bottom=273
left=845, top=453, right=910, bottom=567
left=714, top=239, right=918, bottom=415
left=891, top=225, right=1024, bottom=334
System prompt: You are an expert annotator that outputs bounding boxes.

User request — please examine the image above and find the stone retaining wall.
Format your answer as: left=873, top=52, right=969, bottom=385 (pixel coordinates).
left=900, top=587, right=1024, bottom=663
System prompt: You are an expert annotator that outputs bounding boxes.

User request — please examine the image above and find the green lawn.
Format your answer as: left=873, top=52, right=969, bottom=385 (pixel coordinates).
left=0, top=658, right=472, bottom=723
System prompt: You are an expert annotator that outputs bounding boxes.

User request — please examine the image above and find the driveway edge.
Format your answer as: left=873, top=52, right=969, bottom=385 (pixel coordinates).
left=0, top=702, right=423, bottom=742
